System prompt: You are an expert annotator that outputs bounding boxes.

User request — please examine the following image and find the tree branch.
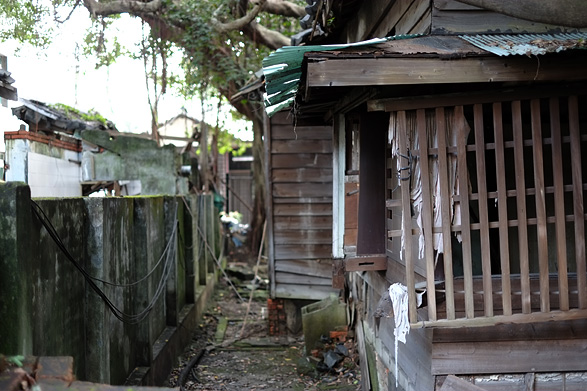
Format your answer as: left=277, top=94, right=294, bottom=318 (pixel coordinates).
left=211, top=0, right=267, bottom=33
left=255, top=0, right=305, bottom=18
left=82, top=0, right=164, bottom=17
left=243, top=22, right=290, bottom=49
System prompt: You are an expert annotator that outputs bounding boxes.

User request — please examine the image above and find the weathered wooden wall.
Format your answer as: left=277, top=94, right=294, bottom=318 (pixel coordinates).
left=431, top=0, right=587, bottom=35
left=266, top=112, right=339, bottom=300
left=342, top=0, right=586, bottom=44
left=343, top=0, right=431, bottom=43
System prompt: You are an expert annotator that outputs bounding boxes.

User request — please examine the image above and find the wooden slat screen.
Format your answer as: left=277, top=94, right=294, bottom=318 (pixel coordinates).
left=386, top=94, right=587, bottom=327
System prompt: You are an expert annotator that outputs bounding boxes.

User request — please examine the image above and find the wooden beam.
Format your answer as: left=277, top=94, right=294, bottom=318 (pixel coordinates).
left=512, top=101, right=531, bottom=315
left=307, top=55, right=587, bottom=87
left=456, top=105, right=474, bottom=319
left=439, top=375, right=488, bottom=391
left=398, top=110, right=418, bottom=324
left=324, top=87, right=377, bottom=122
left=493, top=102, right=512, bottom=316
left=332, top=259, right=345, bottom=289
left=436, top=107, right=456, bottom=320
left=332, top=114, right=345, bottom=259
left=264, top=113, right=276, bottom=298
left=413, top=308, right=587, bottom=329
left=550, top=97, right=569, bottom=311
left=531, top=99, right=550, bottom=313
left=569, top=95, right=587, bottom=309
left=473, top=104, right=493, bottom=317
left=345, top=254, right=387, bottom=271
left=432, top=338, right=587, bottom=375
left=368, top=83, right=587, bottom=112
left=417, top=109, right=437, bottom=322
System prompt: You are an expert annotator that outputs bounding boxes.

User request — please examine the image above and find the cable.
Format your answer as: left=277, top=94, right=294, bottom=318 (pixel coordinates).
left=30, top=200, right=178, bottom=324
left=180, top=195, right=245, bottom=303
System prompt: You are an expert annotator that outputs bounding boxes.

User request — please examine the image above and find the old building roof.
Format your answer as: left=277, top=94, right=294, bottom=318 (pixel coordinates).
left=11, top=98, right=117, bottom=135
left=0, top=69, right=17, bottom=101
left=262, top=33, right=587, bottom=120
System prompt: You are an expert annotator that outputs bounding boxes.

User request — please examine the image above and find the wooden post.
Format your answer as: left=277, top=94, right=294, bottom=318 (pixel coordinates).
left=397, top=110, right=417, bottom=323
left=493, top=102, right=512, bottom=316
left=531, top=99, right=550, bottom=313
left=549, top=97, right=569, bottom=311
left=474, top=104, right=494, bottom=317
left=332, top=114, right=346, bottom=259
left=456, top=105, right=474, bottom=318
left=569, top=96, right=586, bottom=309
left=512, top=101, right=531, bottom=314
left=417, top=109, right=437, bottom=321
left=436, top=107, right=456, bottom=320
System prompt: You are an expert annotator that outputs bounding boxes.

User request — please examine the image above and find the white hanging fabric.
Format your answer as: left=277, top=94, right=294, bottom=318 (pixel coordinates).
left=389, top=283, right=410, bottom=387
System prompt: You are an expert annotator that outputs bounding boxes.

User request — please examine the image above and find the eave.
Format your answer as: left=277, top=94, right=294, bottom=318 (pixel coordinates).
left=305, top=52, right=587, bottom=88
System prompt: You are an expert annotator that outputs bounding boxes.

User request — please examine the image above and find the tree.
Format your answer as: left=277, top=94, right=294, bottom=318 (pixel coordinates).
left=1, top=0, right=306, bottom=253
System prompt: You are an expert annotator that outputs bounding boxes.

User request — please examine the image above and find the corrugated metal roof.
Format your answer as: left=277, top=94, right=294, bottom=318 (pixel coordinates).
left=262, top=35, right=419, bottom=116
left=263, top=33, right=587, bottom=116
left=460, top=33, right=587, bottom=56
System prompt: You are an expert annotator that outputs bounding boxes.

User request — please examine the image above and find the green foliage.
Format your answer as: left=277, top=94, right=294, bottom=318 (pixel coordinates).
left=0, top=0, right=53, bottom=47
left=218, top=128, right=250, bottom=156
left=50, top=103, right=109, bottom=126
left=82, top=16, right=127, bottom=68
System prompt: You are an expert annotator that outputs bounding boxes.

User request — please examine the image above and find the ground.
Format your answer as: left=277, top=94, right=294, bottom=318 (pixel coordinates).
left=165, top=246, right=361, bottom=391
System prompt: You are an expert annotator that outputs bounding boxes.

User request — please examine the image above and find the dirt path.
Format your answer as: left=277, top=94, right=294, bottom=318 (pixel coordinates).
left=165, top=249, right=361, bottom=391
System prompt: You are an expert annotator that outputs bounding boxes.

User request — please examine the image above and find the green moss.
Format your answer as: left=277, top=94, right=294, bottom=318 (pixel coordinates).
left=50, top=103, right=109, bottom=127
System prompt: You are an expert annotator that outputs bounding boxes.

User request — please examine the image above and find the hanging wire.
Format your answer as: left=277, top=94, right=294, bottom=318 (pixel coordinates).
left=30, top=200, right=178, bottom=324
left=180, top=195, right=245, bottom=303
left=390, top=149, right=413, bottom=193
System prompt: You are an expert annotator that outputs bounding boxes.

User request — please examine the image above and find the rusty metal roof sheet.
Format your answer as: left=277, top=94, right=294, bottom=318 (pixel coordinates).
left=460, top=33, right=587, bottom=56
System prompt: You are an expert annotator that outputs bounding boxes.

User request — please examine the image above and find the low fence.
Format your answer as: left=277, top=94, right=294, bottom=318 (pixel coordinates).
left=0, top=182, right=222, bottom=385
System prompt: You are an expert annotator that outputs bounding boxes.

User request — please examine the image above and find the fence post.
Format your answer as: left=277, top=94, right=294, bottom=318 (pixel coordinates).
left=0, top=182, right=33, bottom=356
left=83, top=197, right=110, bottom=383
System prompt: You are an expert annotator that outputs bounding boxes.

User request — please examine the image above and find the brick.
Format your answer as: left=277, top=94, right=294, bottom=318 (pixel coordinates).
left=330, top=330, right=347, bottom=342
left=0, top=368, right=28, bottom=391
left=36, top=356, right=75, bottom=384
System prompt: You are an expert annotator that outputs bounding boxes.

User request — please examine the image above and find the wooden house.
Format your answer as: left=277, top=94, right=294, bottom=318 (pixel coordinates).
left=262, top=1, right=587, bottom=389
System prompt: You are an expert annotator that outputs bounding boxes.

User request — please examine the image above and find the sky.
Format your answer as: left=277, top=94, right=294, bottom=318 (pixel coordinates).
left=0, top=8, right=253, bottom=152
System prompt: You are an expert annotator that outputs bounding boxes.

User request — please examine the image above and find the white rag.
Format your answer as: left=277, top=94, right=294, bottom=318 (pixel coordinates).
left=389, top=283, right=410, bottom=387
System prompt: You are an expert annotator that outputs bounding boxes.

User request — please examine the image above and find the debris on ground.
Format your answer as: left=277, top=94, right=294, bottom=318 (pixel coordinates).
left=165, top=246, right=361, bottom=391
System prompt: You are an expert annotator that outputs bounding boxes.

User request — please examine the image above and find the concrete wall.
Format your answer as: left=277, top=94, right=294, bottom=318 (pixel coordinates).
left=81, top=130, right=180, bottom=195
left=5, top=138, right=82, bottom=197
left=0, top=183, right=221, bottom=385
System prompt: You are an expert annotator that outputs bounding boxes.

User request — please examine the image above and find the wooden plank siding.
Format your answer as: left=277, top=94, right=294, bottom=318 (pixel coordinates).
left=267, top=111, right=338, bottom=300
left=327, top=0, right=550, bottom=47
left=431, top=0, right=587, bottom=35
left=342, top=0, right=430, bottom=43
left=381, top=90, right=587, bottom=328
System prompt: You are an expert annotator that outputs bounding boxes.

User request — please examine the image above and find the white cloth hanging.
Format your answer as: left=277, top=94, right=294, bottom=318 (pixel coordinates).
left=389, top=283, right=410, bottom=387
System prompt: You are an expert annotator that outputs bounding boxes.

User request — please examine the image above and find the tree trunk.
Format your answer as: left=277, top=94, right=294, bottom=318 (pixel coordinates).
left=248, top=114, right=266, bottom=256
left=211, top=101, right=220, bottom=191
left=456, top=0, right=587, bottom=27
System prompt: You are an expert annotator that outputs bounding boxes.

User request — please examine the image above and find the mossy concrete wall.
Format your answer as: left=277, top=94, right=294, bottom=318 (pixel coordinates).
left=30, top=197, right=87, bottom=378
left=80, top=130, right=180, bottom=195
left=0, top=183, right=33, bottom=356
left=0, top=183, right=221, bottom=385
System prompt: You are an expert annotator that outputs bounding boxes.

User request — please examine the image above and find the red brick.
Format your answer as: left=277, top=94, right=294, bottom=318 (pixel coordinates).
left=0, top=368, right=28, bottom=391
left=36, top=357, right=75, bottom=384
left=330, top=330, right=347, bottom=342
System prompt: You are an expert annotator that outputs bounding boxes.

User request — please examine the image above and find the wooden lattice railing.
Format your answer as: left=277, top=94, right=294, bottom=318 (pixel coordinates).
left=386, top=91, right=587, bottom=327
